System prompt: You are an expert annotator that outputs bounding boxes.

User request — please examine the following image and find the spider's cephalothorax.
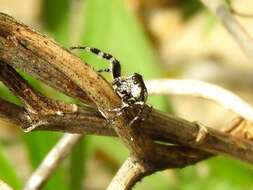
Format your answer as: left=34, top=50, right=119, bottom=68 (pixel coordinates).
left=112, top=73, right=148, bottom=106
left=70, top=46, right=151, bottom=125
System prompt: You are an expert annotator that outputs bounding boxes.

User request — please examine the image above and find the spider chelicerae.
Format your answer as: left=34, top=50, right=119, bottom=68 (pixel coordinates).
left=70, top=46, right=152, bottom=126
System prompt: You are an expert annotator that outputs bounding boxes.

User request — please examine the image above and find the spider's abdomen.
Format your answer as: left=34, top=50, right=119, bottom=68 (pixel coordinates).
left=131, top=84, right=142, bottom=99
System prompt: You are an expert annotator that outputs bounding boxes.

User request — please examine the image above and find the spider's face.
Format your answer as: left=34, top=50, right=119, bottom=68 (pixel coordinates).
left=112, top=77, right=131, bottom=98
left=112, top=73, right=148, bottom=105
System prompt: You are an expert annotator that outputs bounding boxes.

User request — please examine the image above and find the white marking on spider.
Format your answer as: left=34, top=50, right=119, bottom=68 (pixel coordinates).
left=109, top=57, right=115, bottom=63
left=131, top=84, right=142, bottom=98
left=98, top=51, right=104, bottom=58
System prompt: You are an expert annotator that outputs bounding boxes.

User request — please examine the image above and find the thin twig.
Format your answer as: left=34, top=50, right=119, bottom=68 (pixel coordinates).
left=23, top=134, right=83, bottom=190
left=200, top=0, right=253, bottom=64
left=146, top=79, right=253, bottom=122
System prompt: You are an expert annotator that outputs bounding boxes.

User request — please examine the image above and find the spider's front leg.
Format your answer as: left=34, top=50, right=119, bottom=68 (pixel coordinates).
left=69, top=45, right=121, bottom=79
left=105, top=101, right=132, bottom=126
left=108, top=101, right=152, bottom=127
left=108, top=101, right=131, bottom=116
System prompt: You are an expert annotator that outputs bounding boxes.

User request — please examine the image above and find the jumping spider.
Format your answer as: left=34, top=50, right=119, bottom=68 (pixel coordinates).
left=70, top=46, right=151, bottom=126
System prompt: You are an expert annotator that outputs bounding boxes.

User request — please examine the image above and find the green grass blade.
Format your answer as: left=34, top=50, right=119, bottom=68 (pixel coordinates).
left=89, top=136, right=128, bottom=163
left=69, top=138, right=88, bottom=190
left=41, top=0, right=70, bottom=45
left=207, top=157, right=253, bottom=188
left=176, top=156, right=253, bottom=190
left=0, top=83, right=22, bottom=105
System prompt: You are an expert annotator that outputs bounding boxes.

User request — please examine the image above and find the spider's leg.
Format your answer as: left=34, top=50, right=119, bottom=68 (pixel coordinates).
left=129, top=102, right=152, bottom=126
left=112, top=77, right=121, bottom=85
left=134, top=101, right=145, bottom=106
left=129, top=115, right=140, bottom=126
left=141, top=104, right=153, bottom=121
left=70, top=46, right=121, bottom=78
left=103, top=102, right=130, bottom=127
left=128, top=103, right=143, bottom=126
left=108, top=102, right=131, bottom=116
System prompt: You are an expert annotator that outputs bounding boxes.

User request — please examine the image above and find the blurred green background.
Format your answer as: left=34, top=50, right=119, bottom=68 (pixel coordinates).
left=1, top=0, right=253, bottom=189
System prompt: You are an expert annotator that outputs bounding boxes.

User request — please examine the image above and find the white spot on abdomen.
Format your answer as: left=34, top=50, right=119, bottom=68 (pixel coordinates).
left=131, top=85, right=141, bottom=98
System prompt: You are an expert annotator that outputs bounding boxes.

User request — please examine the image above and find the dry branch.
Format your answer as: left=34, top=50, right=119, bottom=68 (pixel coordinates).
left=1, top=65, right=252, bottom=189
left=0, top=13, right=211, bottom=188
left=2, top=93, right=253, bottom=166
left=0, top=12, right=160, bottom=164
left=0, top=49, right=84, bottom=190
left=1, top=89, right=253, bottom=165
left=1, top=12, right=253, bottom=190
left=1, top=62, right=253, bottom=165
left=0, top=62, right=211, bottom=189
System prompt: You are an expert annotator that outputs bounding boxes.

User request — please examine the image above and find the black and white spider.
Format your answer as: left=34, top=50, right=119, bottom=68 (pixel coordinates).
left=70, top=46, right=151, bottom=126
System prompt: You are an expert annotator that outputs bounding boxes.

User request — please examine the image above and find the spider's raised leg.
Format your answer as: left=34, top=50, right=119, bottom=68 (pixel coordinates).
left=70, top=46, right=121, bottom=78
left=70, top=45, right=150, bottom=127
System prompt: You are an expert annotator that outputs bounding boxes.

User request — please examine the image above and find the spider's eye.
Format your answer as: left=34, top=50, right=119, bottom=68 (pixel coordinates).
left=133, top=80, right=138, bottom=85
